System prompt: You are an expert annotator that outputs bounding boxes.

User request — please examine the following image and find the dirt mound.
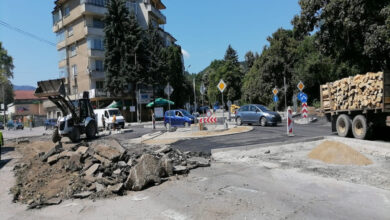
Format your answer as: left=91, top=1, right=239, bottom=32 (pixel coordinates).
left=11, top=139, right=211, bottom=209
left=308, top=140, right=372, bottom=166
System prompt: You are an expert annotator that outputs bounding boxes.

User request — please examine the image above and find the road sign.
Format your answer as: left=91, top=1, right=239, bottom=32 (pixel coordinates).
left=199, top=117, right=217, bottom=124
left=301, top=93, right=308, bottom=103
left=217, top=79, right=226, bottom=93
left=297, top=81, right=305, bottom=91
left=297, top=92, right=304, bottom=101
left=272, top=88, right=279, bottom=95
left=273, top=95, right=279, bottom=103
left=227, top=100, right=232, bottom=107
left=200, top=83, right=206, bottom=95
left=164, top=84, right=174, bottom=96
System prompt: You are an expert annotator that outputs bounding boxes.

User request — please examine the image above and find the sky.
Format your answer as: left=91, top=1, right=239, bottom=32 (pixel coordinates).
left=0, top=0, right=301, bottom=86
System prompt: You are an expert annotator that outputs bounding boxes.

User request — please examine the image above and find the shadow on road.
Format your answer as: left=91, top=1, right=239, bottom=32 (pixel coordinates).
left=0, top=158, right=12, bottom=169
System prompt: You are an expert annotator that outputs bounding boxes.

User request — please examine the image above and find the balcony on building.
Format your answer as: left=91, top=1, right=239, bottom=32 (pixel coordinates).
left=145, top=0, right=166, bottom=24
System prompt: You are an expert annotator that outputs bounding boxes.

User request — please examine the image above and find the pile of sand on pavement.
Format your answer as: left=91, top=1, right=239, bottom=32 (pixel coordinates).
left=308, top=140, right=372, bottom=166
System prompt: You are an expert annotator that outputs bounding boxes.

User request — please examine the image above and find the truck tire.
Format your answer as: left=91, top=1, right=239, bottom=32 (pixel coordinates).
left=52, top=128, right=61, bottom=143
left=69, top=127, right=80, bottom=143
left=352, top=115, right=371, bottom=140
left=86, top=122, right=97, bottom=139
left=336, top=114, right=352, bottom=137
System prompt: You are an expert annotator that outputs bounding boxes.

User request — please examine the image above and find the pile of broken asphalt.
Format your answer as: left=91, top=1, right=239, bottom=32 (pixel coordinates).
left=10, top=138, right=210, bottom=209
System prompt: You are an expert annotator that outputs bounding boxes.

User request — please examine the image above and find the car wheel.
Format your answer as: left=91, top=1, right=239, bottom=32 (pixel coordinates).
left=236, top=117, right=242, bottom=126
left=260, top=117, right=267, bottom=127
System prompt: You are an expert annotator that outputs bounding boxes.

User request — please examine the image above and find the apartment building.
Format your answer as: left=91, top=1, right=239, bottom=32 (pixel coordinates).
left=52, top=0, right=176, bottom=110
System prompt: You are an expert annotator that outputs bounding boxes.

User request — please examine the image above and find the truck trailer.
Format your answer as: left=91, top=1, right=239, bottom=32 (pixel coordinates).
left=320, top=71, right=390, bottom=139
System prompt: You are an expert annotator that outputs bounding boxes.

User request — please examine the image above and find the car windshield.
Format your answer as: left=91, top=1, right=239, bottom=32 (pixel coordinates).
left=256, top=105, right=270, bottom=112
left=180, top=110, right=192, bottom=117
left=108, top=110, right=121, bottom=116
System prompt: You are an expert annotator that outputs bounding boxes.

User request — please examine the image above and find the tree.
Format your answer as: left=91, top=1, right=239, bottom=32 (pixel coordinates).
left=224, top=45, right=239, bottom=66
left=241, top=29, right=298, bottom=107
left=0, top=42, right=14, bottom=105
left=160, top=45, right=190, bottom=107
left=292, top=0, right=390, bottom=72
left=145, top=24, right=165, bottom=99
left=123, top=13, right=148, bottom=87
left=245, top=51, right=255, bottom=69
left=103, top=0, right=130, bottom=96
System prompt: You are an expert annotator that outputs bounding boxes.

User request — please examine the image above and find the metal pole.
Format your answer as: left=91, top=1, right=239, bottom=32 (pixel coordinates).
left=193, top=78, right=196, bottom=113
left=168, top=82, right=171, bottom=130
left=2, top=84, right=5, bottom=124
left=139, top=88, right=141, bottom=123
left=222, top=91, right=224, bottom=119
left=284, top=76, right=287, bottom=111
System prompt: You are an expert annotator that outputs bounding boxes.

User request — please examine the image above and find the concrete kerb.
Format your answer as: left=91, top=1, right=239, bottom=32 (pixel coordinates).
left=211, top=136, right=390, bottom=155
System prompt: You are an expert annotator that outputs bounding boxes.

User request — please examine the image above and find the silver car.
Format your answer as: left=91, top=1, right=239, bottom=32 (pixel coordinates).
left=235, top=104, right=282, bottom=126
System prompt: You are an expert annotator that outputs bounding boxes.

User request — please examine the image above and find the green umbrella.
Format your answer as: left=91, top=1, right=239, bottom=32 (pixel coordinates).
left=106, top=101, right=122, bottom=108
left=146, top=98, right=174, bottom=108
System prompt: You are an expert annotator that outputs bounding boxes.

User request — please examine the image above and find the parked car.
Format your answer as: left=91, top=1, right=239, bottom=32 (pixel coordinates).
left=235, top=104, right=282, bottom=126
left=44, top=118, right=57, bottom=130
left=198, top=106, right=210, bottom=114
left=15, top=122, right=24, bottom=130
left=6, top=120, right=14, bottom=130
left=0, top=122, right=4, bottom=130
left=164, top=109, right=195, bottom=128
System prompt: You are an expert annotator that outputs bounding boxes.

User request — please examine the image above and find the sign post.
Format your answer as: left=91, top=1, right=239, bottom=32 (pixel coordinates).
left=217, top=79, right=227, bottom=120
left=200, top=83, right=206, bottom=107
left=272, top=87, right=279, bottom=111
left=164, top=83, right=174, bottom=131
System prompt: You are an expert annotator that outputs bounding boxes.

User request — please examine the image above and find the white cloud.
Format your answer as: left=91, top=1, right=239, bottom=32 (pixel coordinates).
left=181, top=48, right=190, bottom=59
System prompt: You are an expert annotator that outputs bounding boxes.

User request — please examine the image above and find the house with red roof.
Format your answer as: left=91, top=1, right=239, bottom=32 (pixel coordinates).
left=7, top=90, right=47, bottom=124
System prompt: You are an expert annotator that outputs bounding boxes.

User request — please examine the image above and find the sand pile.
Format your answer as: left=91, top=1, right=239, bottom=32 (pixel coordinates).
left=308, top=140, right=372, bottom=166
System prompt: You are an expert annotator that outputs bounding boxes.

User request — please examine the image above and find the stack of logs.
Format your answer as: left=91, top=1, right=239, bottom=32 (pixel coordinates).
left=321, top=72, right=384, bottom=111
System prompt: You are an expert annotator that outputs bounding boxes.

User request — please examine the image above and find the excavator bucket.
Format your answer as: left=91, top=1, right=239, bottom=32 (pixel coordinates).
left=34, top=79, right=66, bottom=98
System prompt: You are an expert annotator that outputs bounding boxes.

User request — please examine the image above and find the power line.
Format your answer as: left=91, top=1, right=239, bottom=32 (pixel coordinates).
left=0, top=19, right=56, bottom=47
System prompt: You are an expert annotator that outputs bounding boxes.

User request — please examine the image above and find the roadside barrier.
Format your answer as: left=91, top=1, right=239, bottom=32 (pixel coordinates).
left=287, top=106, right=294, bottom=136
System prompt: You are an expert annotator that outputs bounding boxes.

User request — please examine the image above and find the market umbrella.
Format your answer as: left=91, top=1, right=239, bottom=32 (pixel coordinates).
left=146, top=98, right=174, bottom=108
left=106, top=101, right=122, bottom=108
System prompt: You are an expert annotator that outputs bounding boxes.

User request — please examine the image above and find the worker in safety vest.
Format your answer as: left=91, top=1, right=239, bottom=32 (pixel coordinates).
left=112, top=114, right=117, bottom=130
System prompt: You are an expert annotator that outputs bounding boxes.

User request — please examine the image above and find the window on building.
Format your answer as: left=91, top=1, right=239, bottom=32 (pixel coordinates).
left=63, top=5, right=70, bottom=17
left=88, top=38, right=104, bottom=50
left=95, top=60, right=104, bottom=71
left=70, top=44, right=77, bottom=56
left=96, top=81, right=104, bottom=90
left=126, top=2, right=137, bottom=14
left=67, top=26, right=73, bottom=37
left=72, top=64, right=78, bottom=77
left=52, top=11, right=62, bottom=25
left=58, top=48, right=66, bottom=61
left=59, top=67, right=68, bottom=78
left=92, top=18, right=104, bottom=28
left=56, top=30, right=65, bottom=43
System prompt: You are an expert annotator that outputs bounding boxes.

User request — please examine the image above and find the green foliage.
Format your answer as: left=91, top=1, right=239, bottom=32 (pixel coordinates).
left=224, top=45, right=239, bottom=66
left=0, top=41, right=14, bottom=104
left=293, top=0, right=390, bottom=71
left=145, top=24, right=165, bottom=87
left=103, top=0, right=130, bottom=96
left=244, top=51, right=255, bottom=69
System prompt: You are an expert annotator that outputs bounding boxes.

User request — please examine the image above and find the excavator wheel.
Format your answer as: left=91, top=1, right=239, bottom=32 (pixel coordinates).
left=52, top=127, right=61, bottom=143
left=86, top=121, right=97, bottom=139
left=69, top=127, right=80, bottom=143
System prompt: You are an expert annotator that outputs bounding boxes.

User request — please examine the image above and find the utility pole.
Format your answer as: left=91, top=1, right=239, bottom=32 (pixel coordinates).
left=284, top=76, right=287, bottom=111
left=193, top=78, right=196, bottom=113
left=2, top=83, right=5, bottom=124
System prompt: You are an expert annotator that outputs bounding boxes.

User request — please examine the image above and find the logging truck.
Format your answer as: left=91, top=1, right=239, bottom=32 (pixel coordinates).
left=320, top=71, right=390, bottom=139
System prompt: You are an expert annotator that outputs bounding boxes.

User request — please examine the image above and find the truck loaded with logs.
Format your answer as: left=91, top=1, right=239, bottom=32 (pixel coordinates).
left=321, top=71, right=390, bottom=139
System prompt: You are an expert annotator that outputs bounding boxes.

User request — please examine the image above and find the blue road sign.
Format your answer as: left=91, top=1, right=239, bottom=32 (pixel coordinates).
left=298, top=92, right=304, bottom=101
left=301, top=93, right=308, bottom=103
left=273, top=95, right=279, bottom=103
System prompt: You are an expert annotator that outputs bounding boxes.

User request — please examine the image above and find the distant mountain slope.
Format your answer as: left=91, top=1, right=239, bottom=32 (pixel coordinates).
left=13, top=85, right=36, bottom=91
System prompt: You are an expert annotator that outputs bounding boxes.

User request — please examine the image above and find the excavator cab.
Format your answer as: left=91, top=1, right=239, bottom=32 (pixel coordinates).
left=35, top=79, right=97, bottom=143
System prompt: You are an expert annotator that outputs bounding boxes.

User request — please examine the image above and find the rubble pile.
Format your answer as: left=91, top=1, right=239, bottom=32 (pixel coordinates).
left=11, top=139, right=210, bottom=209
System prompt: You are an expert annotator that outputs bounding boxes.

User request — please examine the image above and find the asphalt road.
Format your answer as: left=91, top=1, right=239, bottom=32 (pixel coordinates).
left=172, top=120, right=333, bottom=153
